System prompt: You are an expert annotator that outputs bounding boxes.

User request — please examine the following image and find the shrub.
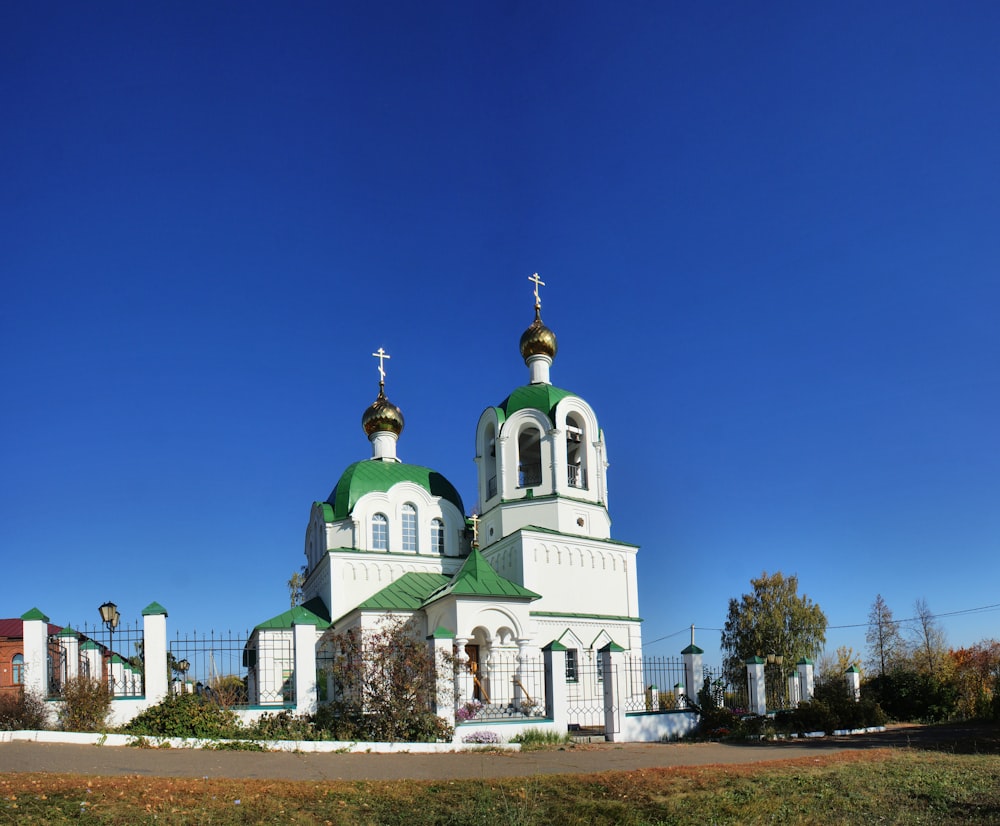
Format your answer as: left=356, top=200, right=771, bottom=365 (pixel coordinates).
left=510, top=728, right=571, bottom=749
left=122, top=693, right=242, bottom=739
left=247, top=711, right=316, bottom=741
left=0, top=689, right=49, bottom=731
left=58, top=676, right=112, bottom=732
left=864, top=670, right=957, bottom=722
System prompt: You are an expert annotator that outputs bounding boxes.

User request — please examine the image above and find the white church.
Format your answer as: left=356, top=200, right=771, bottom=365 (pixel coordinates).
left=248, top=277, right=642, bottom=711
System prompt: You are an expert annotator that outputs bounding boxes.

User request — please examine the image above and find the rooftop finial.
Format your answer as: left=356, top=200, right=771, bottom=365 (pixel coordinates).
left=372, top=347, right=391, bottom=391
left=528, top=272, right=545, bottom=313
left=470, top=512, right=480, bottom=550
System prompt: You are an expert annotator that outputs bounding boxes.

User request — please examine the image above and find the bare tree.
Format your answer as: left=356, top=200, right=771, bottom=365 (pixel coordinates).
left=910, top=597, right=948, bottom=675
left=866, top=594, right=904, bottom=677
left=287, top=567, right=306, bottom=608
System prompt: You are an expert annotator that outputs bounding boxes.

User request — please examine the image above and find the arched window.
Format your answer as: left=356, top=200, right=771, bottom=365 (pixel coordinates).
left=12, top=654, right=24, bottom=685
left=566, top=412, right=588, bottom=489
left=484, top=422, right=498, bottom=499
left=518, top=426, right=542, bottom=488
left=402, top=504, right=417, bottom=552
left=430, top=518, right=445, bottom=555
left=371, top=513, right=388, bottom=551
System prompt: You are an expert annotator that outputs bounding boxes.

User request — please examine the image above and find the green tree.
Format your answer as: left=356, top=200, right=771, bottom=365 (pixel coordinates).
left=909, top=597, right=949, bottom=676
left=866, top=593, right=905, bottom=677
left=721, top=571, right=827, bottom=683
left=287, top=567, right=306, bottom=608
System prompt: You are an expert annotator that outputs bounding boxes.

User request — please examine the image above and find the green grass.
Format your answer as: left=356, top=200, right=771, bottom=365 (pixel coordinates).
left=1, top=749, right=999, bottom=824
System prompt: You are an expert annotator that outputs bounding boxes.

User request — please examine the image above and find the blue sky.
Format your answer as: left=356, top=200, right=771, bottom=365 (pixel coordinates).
left=2, top=2, right=998, bottom=668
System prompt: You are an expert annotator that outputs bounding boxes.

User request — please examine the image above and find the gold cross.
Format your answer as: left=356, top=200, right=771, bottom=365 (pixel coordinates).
left=528, top=272, right=545, bottom=309
left=470, top=513, right=480, bottom=548
left=372, top=347, right=391, bottom=384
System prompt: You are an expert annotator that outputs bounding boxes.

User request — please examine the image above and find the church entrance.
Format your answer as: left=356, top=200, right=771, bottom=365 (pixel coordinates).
left=465, top=643, right=487, bottom=702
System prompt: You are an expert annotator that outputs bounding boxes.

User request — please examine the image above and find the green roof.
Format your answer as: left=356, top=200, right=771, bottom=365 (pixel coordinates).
left=325, top=460, right=465, bottom=520
left=21, top=607, right=49, bottom=622
left=425, top=549, right=540, bottom=603
left=141, top=601, right=168, bottom=617
left=356, top=572, right=451, bottom=612
left=495, top=384, right=577, bottom=424
left=255, top=597, right=331, bottom=631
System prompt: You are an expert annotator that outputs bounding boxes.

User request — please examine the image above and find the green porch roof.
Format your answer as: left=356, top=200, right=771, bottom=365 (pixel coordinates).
left=425, top=549, right=540, bottom=603
left=356, top=572, right=451, bottom=612
left=324, top=460, right=465, bottom=520
left=255, top=597, right=331, bottom=631
left=494, top=384, right=578, bottom=425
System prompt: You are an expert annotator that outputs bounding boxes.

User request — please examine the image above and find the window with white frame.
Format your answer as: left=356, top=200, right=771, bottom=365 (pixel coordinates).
left=371, top=513, right=388, bottom=550
left=402, top=503, right=417, bottom=552
left=430, top=518, right=445, bottom=555
left=12, top=654, right=24, bottom=685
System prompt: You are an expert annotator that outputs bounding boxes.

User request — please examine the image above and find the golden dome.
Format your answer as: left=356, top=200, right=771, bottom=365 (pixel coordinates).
left=519, top=307, right=558, bottom=362
left=362, top=387, right=405, bottom=437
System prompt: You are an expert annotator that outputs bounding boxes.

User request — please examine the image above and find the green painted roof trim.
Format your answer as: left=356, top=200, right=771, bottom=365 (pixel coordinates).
left=314, top=502, right=335, bottom=522
left=326, top=460, right=465, bottom=520
left=255, top=601, right=331, bottom=631
left=746, top=656, right=766, bottom=665
left=486, top=523, right=636, bottom=549
left=599, top=642, right=625, bottom=653
left=57, top=626, right=79, bottom=638
left=496, top=384, right=578, bottom=423
left=424, top=549, right=540, bottom=604
left=531, top=610, right=643, bottom=623
left=428, top=626, right=456, bottom=640
left=141, top=601, right=168, bottom=617
left=356, top=572, right=451, bottom=612
left=681, top=644, right=704, bottom=655
left=543, top=640, right=568, bottom=652
left=846, top=665, right=862, bottom=673
left=797, top=657, right=814, bottom=666
left=21, top=607, right=49, bottom=622
left=80, top=640, right=101, bottom=651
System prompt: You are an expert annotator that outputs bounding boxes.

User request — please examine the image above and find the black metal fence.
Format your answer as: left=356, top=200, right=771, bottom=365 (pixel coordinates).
left=456, top=651, right=548, bottom=722
left=622, top=655, right=688, bottom=711
left=48, top=621, right=145, bottom=699
left=701, top=666, right=750, bottom=713
left=169, top=630, right=294, bottom=707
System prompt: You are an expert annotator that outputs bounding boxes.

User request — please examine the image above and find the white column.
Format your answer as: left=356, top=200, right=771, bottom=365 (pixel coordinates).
left=292, top=623, right=318, bottom=715
left=600, top=643, right=626, bottom=742
left=58, top=629, right=80, bottom=684
left=21, top=609, right=50, bottom=699
left=515, top=638, right=539, bottom=713
left=454, top=637, right=472, bottom=706
left=141, top=606, right=168, bottom=704
left=797, top=658, right=815, bottom=702
left=427, top=633, right=456, bottom=730
left=746, top=657, right=767, bottom=716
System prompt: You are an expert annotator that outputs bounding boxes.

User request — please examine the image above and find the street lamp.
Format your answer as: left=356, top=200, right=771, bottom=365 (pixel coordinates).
left=176, top=658, right=190, bottom=694
left=99, top=601, right=120, bottom=692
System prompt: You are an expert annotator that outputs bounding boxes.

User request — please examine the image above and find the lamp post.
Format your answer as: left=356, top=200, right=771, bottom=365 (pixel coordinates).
left=176, top=658, right=190, bottom=695
left=99, top=601, right=120, bottom=692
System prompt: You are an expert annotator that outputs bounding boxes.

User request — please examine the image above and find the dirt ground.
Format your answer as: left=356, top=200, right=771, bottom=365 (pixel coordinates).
left=0, top=722, right=996, bottom=781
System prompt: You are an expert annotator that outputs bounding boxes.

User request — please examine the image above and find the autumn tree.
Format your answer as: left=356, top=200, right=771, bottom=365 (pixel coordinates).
left=721, top=571, right=827, bottom=683
left=866, top=594, right=905, bottom=677
left=287, top=567, right=306, bottom=608
left=951, top=639, right=1000, bottom=719
left=909, top=597, right=949, bottom=676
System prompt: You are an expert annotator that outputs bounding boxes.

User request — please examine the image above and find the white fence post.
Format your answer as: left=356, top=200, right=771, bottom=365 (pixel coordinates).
left=292, top=622, right=318, bottom=715
left=20, top=608, right=49, bottom=699
left=845, top=665, right=861, bottom=701
left=542, top=642, right=568, bottom=732
left=427, top=627, right=456, bottom=730
left=600, top=643, right=625, bottom=742
left=141, top=602, right=169, bottom=705
left=797, top=658, right=815, bottom=702
left=746, top=656, right=767, bottom=716
left=681, top=644, right=704, bottom=703
left=57, top=627, right=80, bottom=685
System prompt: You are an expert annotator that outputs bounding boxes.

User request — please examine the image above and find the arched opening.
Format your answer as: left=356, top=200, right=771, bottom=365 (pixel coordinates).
left=430, top=518, right=445, bottom=555
left=401, top=503, right=417, bottom=552
left=371, top=513, right=388, bottom=551
left=566, top=412, right=588, bottom=489
left=483, top=422, right=498, bottom=499
left=517, top=426, right=542, bottom=488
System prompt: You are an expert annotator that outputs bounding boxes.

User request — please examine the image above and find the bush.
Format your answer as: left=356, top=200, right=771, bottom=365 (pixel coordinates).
left=246, top=711, right=316, bottom=741
left=865, top=670, right=957, bottom=722
left=0, top=689, right=49, bottom=731
left=510, top=728, right=571, bottom=749
left=462, top=730, right=501, bottom=744
left=58, top=676, right=112, bottom=732
left=122, top=693, right=242, bottom=739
